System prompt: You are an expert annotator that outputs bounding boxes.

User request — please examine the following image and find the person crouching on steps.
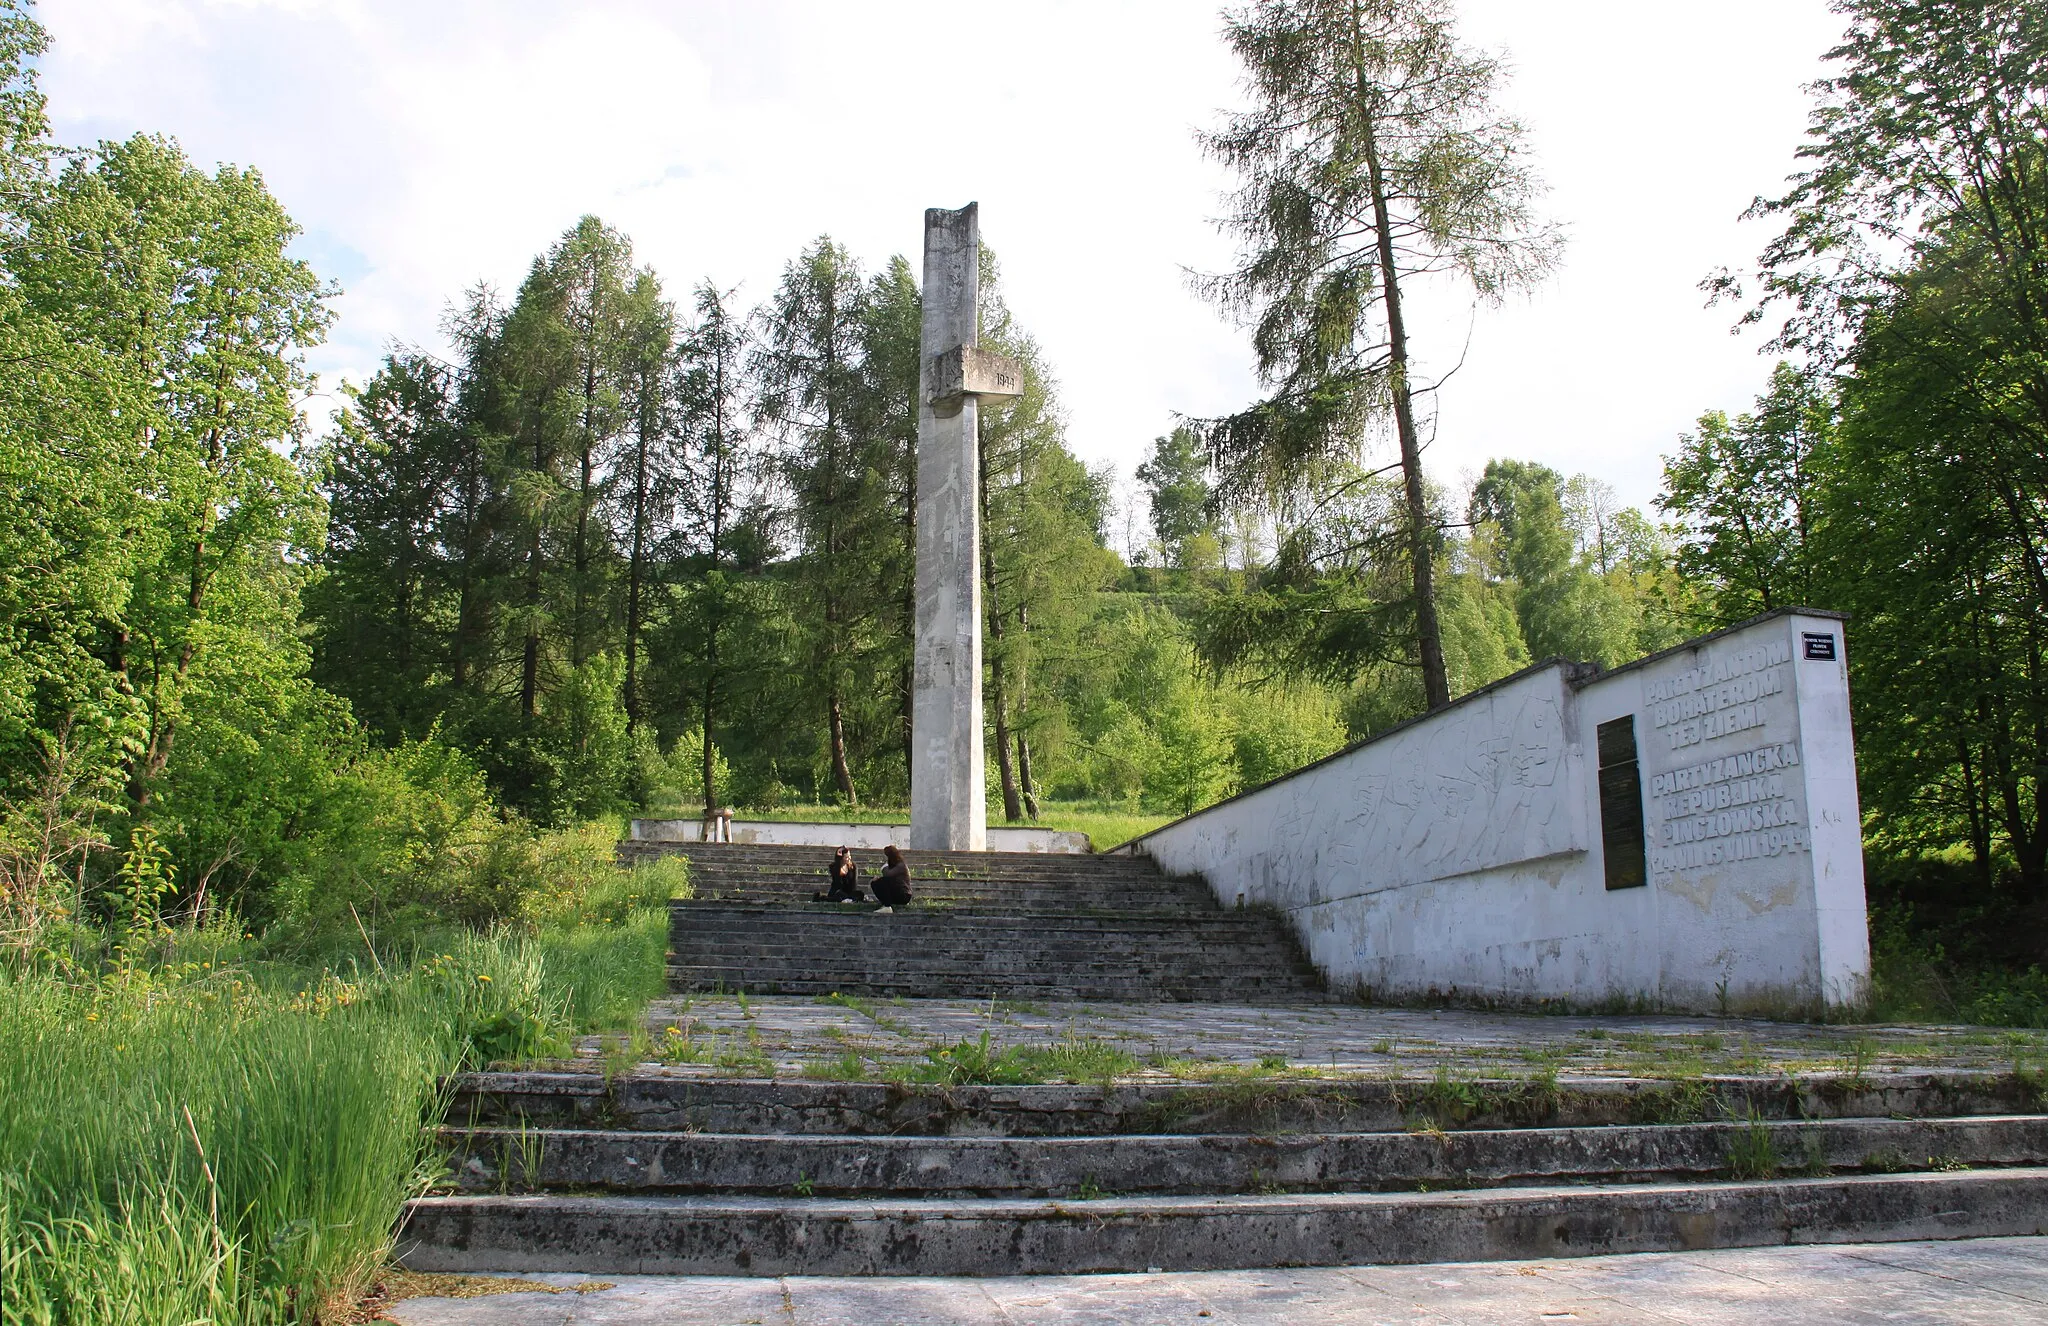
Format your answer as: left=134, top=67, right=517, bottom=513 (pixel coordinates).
left=815, top=846, right=864, bottom=903
left=872, top=844, right=912, bottom=913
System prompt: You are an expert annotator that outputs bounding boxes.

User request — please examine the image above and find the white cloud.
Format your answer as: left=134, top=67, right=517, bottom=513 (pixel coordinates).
left=39, top=0, right=1845, bottom=511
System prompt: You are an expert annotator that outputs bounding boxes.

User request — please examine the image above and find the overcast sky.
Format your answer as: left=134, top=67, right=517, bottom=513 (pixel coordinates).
left=40, top=0, right=1845, bottom=515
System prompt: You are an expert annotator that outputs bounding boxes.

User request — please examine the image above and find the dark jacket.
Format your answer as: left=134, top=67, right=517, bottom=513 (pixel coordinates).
left=823, top=857, right=863, bottom=901
left=872, top=860, right=912, bottom=906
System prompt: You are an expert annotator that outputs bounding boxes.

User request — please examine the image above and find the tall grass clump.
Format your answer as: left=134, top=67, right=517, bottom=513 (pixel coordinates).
left=0, top=968, right=463, bottom=1322
left=522, top=825, right=688, bottom=1032
left=0, top=814, right=685, bottom=1323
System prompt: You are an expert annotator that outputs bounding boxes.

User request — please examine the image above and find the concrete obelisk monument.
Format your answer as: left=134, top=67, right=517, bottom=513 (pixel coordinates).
left=910, top=203, right=1022, bottom=851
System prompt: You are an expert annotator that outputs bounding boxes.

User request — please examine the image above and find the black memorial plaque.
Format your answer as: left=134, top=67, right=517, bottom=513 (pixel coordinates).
left=1802, top=632, right=1836, bottom=661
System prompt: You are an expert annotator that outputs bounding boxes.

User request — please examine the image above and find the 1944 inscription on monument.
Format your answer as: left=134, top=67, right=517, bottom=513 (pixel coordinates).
left=1642, top=637, right=1809, bottom=883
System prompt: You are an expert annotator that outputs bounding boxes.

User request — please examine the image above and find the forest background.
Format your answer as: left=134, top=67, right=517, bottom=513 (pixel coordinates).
left=0, top=0, right=2041, bottom=997
left=2, top=0, right=2047, bottom=1318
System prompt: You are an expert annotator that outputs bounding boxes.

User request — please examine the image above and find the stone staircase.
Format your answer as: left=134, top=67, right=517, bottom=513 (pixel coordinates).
left=640, top=842, right=1326, bottom=1002
left=401, top=1071, right=2048, bottom=1275
left=392, top=839, right=2048, bottom=1276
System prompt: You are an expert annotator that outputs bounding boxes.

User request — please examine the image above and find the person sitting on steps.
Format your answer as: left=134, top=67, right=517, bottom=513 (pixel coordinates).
left=814, top=846, right=864, bottom=903
left=871, top=844, right=912, bottom=913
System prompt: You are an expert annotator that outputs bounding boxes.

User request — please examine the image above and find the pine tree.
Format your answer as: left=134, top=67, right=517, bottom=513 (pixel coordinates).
left=1198, top=0, right=1558, bottom=710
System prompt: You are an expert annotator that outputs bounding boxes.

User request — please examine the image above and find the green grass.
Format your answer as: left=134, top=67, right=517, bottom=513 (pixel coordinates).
left=1023, top=802, right=1174, bottom=852
left=888, top=1031, right=1144, bottom=1086
left=631, top=798, right=1174, bottom=852
left=0, top=965, right=464, bottom=1322
left=527, top=859, right=686, bottom=1032
left=0, top=847, right=686, bottom=1324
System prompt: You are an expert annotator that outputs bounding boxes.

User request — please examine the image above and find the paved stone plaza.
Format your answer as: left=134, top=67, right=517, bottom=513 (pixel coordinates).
left=582, top=995, right=2044, bottom=1083
left=385, top=1236, right=2048, bottom=1323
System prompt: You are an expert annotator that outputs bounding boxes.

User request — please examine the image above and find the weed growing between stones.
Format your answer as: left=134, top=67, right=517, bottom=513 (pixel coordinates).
left=1016, top=1036, right=1143, bottom=1085
left=1628, top=1078, right=1717, bottom=1125
left=1839, top=1037, right=1879, bottom=1086
left=903, top=1031, right=1142, bottom=1086
left=716, top=1026, right=775, bottom=1076
left=821, top=990, right=915, bottom=1038
left=804, top=1051, right=869, bottom=1081
left=1727, top=1113, right=1781, bottom=1180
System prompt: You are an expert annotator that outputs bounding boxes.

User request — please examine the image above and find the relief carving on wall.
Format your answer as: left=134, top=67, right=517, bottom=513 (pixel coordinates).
left=1265, top=681, right=1578, bottom=905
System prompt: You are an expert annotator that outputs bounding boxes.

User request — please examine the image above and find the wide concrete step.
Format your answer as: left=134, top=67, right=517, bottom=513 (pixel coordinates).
left=397, top=1167, right=2048, bottom=1276
left=661, top=972, right=1320, bottom=1002
left=665, top=962, right=1308, bottom=981
left=673, top=858, right=1174, bottom=879
left=663, top=961, right=1310, bottom=982
left=442, top=1116, right=2048, bottom=1197
left=665, top=950, right=1305, bottom=966
left=667, top=908, right=1294, bottom=935
left=447, top=1073, right=2046, bottom=1137
left=631, top=843, right=1153, bottom=864
left=627, top=845, right=1171, bottom=878
left=685, top=891, right=1208, bottom=914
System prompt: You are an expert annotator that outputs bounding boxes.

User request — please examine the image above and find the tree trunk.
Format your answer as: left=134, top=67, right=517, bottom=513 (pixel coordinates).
left=451, top=445, right=479, bottom=690
left=828, top=689, right=856, bottom=806
left=127, top=366, right=230, bottom=809
left=984, top=570, right=1021, bottom=822
left=702, top=667, right=719, bottom=816
left=573, top=364, right=595, bottom=669
left=1959, top=739, right=1993, bottom=889
left=979, top=449, right=1021, bottom=821
left=1355, top=46, right=1449, bottom=711
left=520, top=525, right=543, bottom=720
left=624, top=403, right=650, bottom=730
left=1017, top=732, right=1039, bottom=819
left=990, top=656, right=1020, bottom=822
left=1015, top=600, right=1039, bottom=818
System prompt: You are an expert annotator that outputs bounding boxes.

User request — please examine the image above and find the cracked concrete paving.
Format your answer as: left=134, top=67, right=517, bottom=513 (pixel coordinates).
left=383, top=1236, right=2048, bottom=1324
left=572, top=995, right=2046, bottom=1083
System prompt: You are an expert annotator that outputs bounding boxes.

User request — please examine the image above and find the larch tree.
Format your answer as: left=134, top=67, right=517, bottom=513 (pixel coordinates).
left=853, top=256, right=923, bottom=791
left=615, top=271, right=679, bottom=731
left=1198, top=0, right=1559, bottom=710
left=439, top=286, right=517, bottom=697
left=673, top=280, right=755, bottom=814
left=753, top=238, right=878, bottom=806
left=977, top=251, right=1114, bottom=821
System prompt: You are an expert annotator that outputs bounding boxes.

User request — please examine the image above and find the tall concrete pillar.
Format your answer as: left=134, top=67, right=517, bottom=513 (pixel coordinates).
left=910, top=203, right=1021, bottom=851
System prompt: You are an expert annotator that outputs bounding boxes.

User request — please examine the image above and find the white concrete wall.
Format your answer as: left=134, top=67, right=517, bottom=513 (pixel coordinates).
left=630, top=819, right=1091, bottom=854
left=1124, top=610, right=1869, bottom=1014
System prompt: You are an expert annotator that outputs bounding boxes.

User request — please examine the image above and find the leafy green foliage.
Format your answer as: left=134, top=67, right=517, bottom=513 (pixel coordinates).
left=1691, top=0, right=2048, bottom=899
left=1135, top=427, right=1218, bottom=569
left=1658, top=365, right=1829, bottom=622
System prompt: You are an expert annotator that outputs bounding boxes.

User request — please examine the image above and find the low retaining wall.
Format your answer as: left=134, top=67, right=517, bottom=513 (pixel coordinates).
left=629, top=819, right=1092, bottom=854
left=1120, top=609, right=1869, bottom=1014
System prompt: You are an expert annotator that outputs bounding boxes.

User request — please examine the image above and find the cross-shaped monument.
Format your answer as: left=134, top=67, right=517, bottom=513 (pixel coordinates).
left=910, top=203, right=1023, bottom=851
